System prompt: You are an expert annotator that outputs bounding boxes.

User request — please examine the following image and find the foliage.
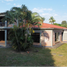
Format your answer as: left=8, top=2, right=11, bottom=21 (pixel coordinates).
left=61, top=20, right=67, bottom=27
left=53, top=23, right=61, bottom=26
left=2, top=7, right=22, bottom=26
left=3, top=4, right=45, bottom=51
left=61, top=20, right=67, bottom=25
left=54, top=22, right=67, bottom=28
left=3, top=5, right=45, bottom=27
left=31, top=12, right=45, bottom=25
left=8, top=25, right=33, bottom=51
left=49, top=16, right=56, bottom=24
left=61, top=24, right=67, bottom=27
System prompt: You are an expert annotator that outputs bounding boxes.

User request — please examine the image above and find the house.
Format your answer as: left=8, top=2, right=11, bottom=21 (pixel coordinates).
left=0, top=12, right=11, bottom=47
left=31, top=23, right=67, bottom=47
left=0, top=12, right=67, bottom=47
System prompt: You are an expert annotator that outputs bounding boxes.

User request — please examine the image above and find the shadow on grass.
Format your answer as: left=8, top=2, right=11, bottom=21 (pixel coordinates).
left=0, top=47, right=55, bottom=66
left=26, top=30, right=55, bottom=66
left=30, top=47, right=55, bottom=66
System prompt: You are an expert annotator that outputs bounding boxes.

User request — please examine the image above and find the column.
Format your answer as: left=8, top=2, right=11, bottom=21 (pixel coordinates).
left=5, top=21, right=7, bottom=47
left=40, top=32, right=41, bottom=46
left=59, top=32, right=62, bottom=42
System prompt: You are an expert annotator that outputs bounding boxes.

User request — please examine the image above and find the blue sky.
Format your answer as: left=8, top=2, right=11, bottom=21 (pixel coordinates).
left=0, top=0, right=67, bottom=24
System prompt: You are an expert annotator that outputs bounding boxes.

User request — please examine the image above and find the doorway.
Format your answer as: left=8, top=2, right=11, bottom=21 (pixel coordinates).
left=31, top=33, right=40, bottom=43
left=0, top=31, right=5, bottom=41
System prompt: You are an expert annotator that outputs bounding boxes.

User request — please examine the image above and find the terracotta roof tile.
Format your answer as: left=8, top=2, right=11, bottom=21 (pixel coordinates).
left=32, top=23, right=67, bottom=29
left=8, top=22, right=67, bottom=30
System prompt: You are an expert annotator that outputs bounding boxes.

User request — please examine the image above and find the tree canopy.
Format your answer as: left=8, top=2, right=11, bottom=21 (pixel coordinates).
left=31, top=12, right=45, bottom=25
left=53, top=22, right=67, bottom=28
left=3, top=5, right=45, bottom=27
left=49, top=16, right=56, bottom=24
left=53, top=23, right=61, bottom=26
left=61, top=21, right=67, bottom=25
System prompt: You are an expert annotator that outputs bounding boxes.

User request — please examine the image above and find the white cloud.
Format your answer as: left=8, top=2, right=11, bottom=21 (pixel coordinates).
left=14, top=3, right=21, bottom=7
left=16, top=5, right=21, bottom=7
left=2, top=0, right=4, bottom=3
left=32, top=8, right=52, bottom=13
left=40, top=13, right=58, bottom=23
left=32, top=8, right=60, bottom=23
left=41, top=13, right=51, bottom=16
left=63, top=5, right=65, bottom=7
left=14, top=3, right=16, bottom=6
left=7, top=3, right=11, bottom=5
left=54, top=14, right=58, bottom=16
left=5, top=0, right=13, bottom=1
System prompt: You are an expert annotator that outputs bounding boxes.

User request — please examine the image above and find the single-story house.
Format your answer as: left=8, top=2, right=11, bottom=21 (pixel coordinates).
left=0, top=12, right=67, bottom=47
left=32, top=23, right=67, bottom=47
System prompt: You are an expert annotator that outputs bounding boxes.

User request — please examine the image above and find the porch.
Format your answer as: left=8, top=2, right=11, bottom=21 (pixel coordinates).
left=0, top=41, right=11, bottom=47
left=0, top=41, right=5, bottom=47
left=0, top=21, right=12, bottom=47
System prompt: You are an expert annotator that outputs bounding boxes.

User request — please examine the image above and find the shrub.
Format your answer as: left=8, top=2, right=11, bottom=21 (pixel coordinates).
left=8, top=25, right=33, bottom=51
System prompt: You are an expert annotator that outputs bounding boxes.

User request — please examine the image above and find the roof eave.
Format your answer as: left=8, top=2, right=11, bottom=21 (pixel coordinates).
left=0, top=15, right=5, bottom=17
left=0, top=27, right=13, bottom=30
left=33, top=27, right=66, bottom=30
left=0, top=12, right=6, bottom=17
left=41, top=28, right=66, bottom=30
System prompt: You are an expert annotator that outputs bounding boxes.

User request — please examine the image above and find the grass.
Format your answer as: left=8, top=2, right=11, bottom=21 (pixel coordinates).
left=0, top=43, right=67, bottom=66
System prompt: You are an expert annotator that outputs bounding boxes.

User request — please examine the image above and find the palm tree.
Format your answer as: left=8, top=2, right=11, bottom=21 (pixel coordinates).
left=21, top=5, right=28, bottom=12
left=31, top=12, right=45, bottom=25
left=4, top=5, right=45, bottom=27
left=11, top=7, right=22, bottom=27
left=3, top=7, right=22, bottom=27
left=49, top=16, right=55, bottom=24
left=41, top=17, right=45, bottom=22
left=3, top=7, right=24, bottom=51
left=3, top=5, right=45, bottom=46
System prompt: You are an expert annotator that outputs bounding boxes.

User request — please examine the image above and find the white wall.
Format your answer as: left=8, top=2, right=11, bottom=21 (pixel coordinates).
left=40, top=30, right=53, bottom=47
left=63, top=30, right=67, bottom=41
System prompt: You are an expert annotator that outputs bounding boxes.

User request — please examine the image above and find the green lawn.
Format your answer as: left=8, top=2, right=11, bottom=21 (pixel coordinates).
left=0, top=43, right=67, bottom=66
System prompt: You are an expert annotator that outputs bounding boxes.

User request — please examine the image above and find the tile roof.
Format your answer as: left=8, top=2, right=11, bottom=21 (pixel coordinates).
left=41, top=23, right=67, bottom=29
left=32, top=23, right=67, bottom=29
left=8, top=22, right=67, bottom=30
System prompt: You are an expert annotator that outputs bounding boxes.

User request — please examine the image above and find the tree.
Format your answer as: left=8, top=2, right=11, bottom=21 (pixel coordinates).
left=41, top=17, right=45, bottom=22
left=2, top=7, right=23, bottom=27
left=3, top=4, right=45, bottom=51
left=61, top=21, right=67, bottom=25
left=61, top=21, right=67, bottom=27
left=9, top=26, right=33, bottom=51
left=3, top=5, right=45, bottom=27
left=53, top=23, right=61, bottom=26
left=53, top=22, right=67, bottom=28
left=31, top=12, right=45, bottom=25
left=21, top=5, right=28, bottom=12
left=49, top=16, right=56, bottom=24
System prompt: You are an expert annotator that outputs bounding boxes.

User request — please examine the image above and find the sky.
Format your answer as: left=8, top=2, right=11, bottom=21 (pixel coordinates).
left=0, top=0, right=67, bottom=24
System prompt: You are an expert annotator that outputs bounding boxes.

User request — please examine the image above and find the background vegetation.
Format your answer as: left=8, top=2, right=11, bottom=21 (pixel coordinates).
left=53, top=20, right=67, bottom=28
